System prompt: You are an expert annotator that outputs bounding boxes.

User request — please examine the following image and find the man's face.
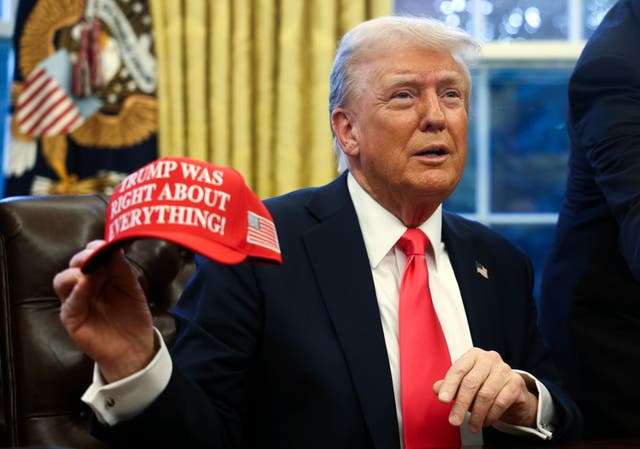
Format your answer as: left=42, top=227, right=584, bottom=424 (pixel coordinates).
left=333, top=43, right=469, bottom=223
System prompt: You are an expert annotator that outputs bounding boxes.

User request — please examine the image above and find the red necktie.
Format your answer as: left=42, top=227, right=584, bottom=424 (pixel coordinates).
left=398, top=228, right=460, bottom=449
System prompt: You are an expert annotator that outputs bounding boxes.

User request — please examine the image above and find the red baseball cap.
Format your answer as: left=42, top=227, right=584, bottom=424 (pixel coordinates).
left=81, top=157, right=282, bottom=273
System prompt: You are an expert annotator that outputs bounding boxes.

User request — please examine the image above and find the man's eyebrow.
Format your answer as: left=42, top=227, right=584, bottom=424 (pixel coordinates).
left=383, top=71, right=467, bottom=88
left=436, top=71, right=467, bottom=86
left=383, top=74, right=422, bottom=88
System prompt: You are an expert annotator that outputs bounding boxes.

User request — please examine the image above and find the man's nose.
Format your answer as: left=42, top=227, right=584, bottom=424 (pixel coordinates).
left=418, top=93, right=446, bottom=131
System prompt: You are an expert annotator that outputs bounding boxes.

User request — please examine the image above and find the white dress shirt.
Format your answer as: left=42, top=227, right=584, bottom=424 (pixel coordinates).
left=83, top=173, right=556, bottom=446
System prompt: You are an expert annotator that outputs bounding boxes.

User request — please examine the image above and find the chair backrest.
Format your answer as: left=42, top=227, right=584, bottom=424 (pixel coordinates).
left=0, top=194, right=195, bottom=448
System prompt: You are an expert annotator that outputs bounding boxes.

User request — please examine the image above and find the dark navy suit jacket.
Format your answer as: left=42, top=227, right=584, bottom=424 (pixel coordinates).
left=96, top=173, right=581, bottom=448
left=540, top=0, right=640, bottom=437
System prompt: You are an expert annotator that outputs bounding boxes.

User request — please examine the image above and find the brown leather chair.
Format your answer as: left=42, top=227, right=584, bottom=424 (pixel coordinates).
left=0, top=194, right=195, bottom=448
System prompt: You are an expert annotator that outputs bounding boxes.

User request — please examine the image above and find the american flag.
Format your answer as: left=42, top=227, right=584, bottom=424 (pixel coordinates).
left=475, top=261, right=489, bottom=279
left=17, top=67, right=83, bottom=136
left=15, top=49, right=102, bottom=137
left=247, top=211, right=280, bottom=253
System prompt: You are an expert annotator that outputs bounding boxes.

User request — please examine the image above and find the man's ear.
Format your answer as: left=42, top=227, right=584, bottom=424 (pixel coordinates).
left=331, top=108, right=359, bottom=156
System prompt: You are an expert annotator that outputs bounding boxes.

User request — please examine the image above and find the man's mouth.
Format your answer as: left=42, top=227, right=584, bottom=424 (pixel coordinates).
left=415, top=146, right=449, bottom=157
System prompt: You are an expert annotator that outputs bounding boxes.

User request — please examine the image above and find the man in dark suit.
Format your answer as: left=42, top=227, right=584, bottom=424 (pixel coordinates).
left=540, top=0, right=640, bottom=438
left=54, top=16, right=582, bottom=449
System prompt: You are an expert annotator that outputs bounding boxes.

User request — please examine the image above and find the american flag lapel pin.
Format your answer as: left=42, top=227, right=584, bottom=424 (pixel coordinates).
left=475, top=261, right=489, bottom=279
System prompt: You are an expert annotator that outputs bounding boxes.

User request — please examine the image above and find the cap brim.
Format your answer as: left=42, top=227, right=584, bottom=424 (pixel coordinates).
left=80, top=229, right=280, bottom=274
left=80, top=240, right=127, bottom=274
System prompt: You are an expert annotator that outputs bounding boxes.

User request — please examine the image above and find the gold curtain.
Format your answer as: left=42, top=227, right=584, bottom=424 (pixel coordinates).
left=149, top=0, right=391, bottom=198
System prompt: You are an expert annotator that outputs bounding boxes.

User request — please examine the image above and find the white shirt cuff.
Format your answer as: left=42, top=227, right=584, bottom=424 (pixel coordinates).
left=81, top=328, right=173, bottom=426
left=491, top=370, right=555, bottom=440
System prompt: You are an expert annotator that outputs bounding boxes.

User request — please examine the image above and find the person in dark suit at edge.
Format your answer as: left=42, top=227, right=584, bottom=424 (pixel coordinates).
left=54, top=15, right=582, bottom=449
left=540, top=0, right=640, bottom=438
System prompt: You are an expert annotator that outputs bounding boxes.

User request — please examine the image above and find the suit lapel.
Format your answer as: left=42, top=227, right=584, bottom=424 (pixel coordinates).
left=302, top=174, right=400, bottom=449
left=442, top=212, right=502, bottom=351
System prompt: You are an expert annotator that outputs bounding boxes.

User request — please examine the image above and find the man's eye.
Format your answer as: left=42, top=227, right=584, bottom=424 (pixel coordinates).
left=393, top=92, right=412, bottom=99
left=444, top=90, right=461, bottom=98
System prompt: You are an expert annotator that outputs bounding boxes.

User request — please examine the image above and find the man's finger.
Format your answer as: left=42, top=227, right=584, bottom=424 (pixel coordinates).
left=53, top=269, right=80, bottom=301
left=437, top=349, right=478, bottom=403
left=447, top=360, right=492, bottom=426
left=437, top=349, right=491, bottom=426
left=69, top=247, right=99, bottom=268
left=466, top=362, right=512, bottom=432
left=482, top=378, right=521, bottom=427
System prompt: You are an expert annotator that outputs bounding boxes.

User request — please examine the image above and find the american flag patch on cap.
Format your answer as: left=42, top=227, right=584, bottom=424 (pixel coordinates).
left=247, top=211, right=280, bottom=253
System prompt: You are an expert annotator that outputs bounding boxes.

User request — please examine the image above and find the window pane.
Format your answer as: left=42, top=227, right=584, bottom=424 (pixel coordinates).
left=583, top=0, right=616, bottom=38
left=394, top=0, right=570, bottom=40
left=395, top=0, right=473, bottom=31
left=491, top=224, right=557, bottom=301
left=489, top=66, right=572, bottom=213
left=483, top=0, right=568, bottom=40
